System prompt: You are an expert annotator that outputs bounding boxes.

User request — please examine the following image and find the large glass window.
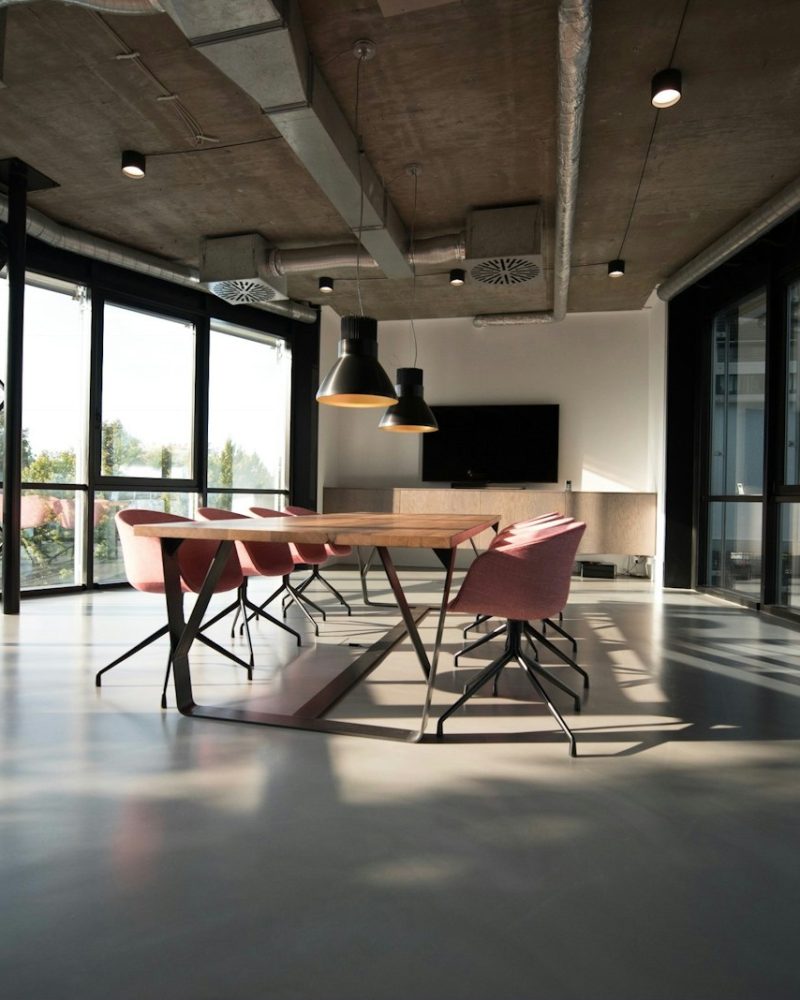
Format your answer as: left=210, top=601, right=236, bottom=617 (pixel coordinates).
left=785, top=281, right=800, bottom=484
left=706, top=291, right=766, bottom=598
left=207, top=321, right=290, bottom=509
left=0, top=276, right=91, bottom=590
left=100, top=304, right=195, bottom=480
left=710, top=291, right=767, bottom=497
left=0, top=270, right=296, bottom=598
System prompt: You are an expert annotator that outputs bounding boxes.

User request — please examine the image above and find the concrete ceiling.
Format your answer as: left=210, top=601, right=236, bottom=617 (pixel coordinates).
left=1, top=0, right=800, bottom=319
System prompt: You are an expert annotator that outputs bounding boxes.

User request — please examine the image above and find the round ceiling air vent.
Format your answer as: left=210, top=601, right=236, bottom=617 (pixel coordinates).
left=208, top=279, right=277, bottom=304
left=470, top=257, right=541, bottom=285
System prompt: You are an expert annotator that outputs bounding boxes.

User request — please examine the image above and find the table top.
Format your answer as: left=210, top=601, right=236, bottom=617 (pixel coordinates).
left=133, top=512, right=500, bottom=550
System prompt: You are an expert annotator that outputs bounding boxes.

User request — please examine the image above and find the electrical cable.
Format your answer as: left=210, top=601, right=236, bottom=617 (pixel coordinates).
left=409, top=170, right=419, bottom=367
left=617, top=0, right=691, bottom=259
left=354, top=55, right=365, bottom=318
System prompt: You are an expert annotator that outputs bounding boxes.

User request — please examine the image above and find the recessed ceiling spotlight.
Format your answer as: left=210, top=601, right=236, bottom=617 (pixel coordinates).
left=651, top=68, right=682, bottom=109
left=318, top=276, right=334, bottom=294
left=121, top=149, right=146, bottom=179
left=449, top=268, right=466, bottom=286
left=608, top=259, right=625, bottom=278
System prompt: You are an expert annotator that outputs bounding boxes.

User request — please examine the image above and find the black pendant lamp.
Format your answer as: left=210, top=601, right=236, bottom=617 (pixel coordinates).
left=316, top=315, right=397, bottom=407
left=379, top=367, right=438, bottom=433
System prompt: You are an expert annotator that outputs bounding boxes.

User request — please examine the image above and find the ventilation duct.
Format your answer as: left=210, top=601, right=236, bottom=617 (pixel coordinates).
left=0, top=0, right=163, bottom=12
left=0, top=193, right=316, bottom=323
left=160, top=0, right=412, bottom=279
left=263, top=232, right=465, bottom=277
left=473, top=0, right=592, bottom=327
left=201, top=234, right=288, bottom=305
left=464, top=206, right=543, bottom=289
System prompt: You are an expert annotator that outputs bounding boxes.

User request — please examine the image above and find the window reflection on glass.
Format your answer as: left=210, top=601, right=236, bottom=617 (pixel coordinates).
left=208, top=323, right=291, bottom=494
left=101, top=304, right=194, bottom=479
left=8, top=489, right=86, bottom=590
left=785, top=282, right=800, bottom=484
left=93, top=490, right=197, bottom=584
left=206, top=492, right=287, bottom=516
left=706, top=500, right=762, bottom=597
left=778, top=504, right=800, bottom=607
left=709, top=291, right=767, bottom=497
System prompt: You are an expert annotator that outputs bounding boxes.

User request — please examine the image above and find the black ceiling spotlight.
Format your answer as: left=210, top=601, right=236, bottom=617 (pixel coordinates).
left=379, top=367, right=439, bottom=433
left=651, top=67, right=682, bottom=109
left=316, top=315, right=398, bottom=408
left=449, top=268, right=466, bottom=286
left=121, top=149, right=146, bottom=179
left=318, top=276, right=334, bottom=294
left=608, top=259, right=625, bottom=278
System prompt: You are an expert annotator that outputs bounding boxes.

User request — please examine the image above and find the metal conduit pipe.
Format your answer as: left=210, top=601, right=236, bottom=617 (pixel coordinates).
left=267, top=232, right=466, bottom=276
left=657, top=174, right=800, bottom=301
left=0, top=194, right=317, bottom=323
left=0, top=0, right=163, bottom=12
left=473, top=0, right=592, bottom=328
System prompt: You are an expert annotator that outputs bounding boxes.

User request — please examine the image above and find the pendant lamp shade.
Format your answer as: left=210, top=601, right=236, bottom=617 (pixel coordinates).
left=317, top=316, right=398, bottom=407
left=379, top=367, right=438, bottom=433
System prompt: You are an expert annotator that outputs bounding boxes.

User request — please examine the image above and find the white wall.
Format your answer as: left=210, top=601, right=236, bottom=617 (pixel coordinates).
left=318, top=305, right=666, bottom=496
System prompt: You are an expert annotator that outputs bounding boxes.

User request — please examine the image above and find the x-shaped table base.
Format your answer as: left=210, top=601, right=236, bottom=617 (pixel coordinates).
left=161, top=540, right=457, bottom=743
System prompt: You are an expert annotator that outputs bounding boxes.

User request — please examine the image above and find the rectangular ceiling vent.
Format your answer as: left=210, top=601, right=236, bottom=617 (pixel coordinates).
left=465, top=205, right=543, bottom=287
left=201, top=234, right=287, bottom=304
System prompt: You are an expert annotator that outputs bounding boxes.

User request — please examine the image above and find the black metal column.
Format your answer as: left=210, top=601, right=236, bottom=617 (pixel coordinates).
left=2, top=159, right=28, bottom=614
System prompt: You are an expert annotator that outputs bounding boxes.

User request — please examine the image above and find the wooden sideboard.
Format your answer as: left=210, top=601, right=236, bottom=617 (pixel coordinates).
left=323, top=487, right=657, bottom=556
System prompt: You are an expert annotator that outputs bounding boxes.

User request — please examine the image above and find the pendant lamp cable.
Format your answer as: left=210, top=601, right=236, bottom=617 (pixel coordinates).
left=617, top=0, right=690, bottom=259
left=354, top=55, right=366, bottom=318
left=409, top=169, right=419, bottom=367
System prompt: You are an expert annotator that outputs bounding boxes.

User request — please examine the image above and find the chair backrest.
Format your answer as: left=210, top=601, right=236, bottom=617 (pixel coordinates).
left=490, top=511, right=566, bottom=549
left=284, top=505, right=352, bottom=557
left=198, top=507, right=294, bottom=578
left=20, top=495, right=56, bottom=530
left=115, top=509, right=242, bottom=595
left=249, top=505, right=329, bottom=565
left=449, top=521, right=586, bottom=622
left=491, top=514, right=573, bottom=550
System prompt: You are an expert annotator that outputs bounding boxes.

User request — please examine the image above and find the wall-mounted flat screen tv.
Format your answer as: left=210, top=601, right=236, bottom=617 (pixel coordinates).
left=422, top=404, right=559, bottom=484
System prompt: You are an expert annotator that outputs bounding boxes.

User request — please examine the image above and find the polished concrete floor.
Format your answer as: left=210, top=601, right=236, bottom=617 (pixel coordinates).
left=1, top=571, right=798, bottom=999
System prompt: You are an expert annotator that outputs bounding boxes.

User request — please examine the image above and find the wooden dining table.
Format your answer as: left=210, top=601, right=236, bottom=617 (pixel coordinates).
left=134, top=512, right=500, bottom=742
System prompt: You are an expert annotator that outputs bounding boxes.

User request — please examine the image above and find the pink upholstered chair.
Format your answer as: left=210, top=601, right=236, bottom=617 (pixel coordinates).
left=95, top=510, right=250, bottom=708
left=248, top=506, right=329, bottom=635
left=457, top=513, right=586, bottom=688
left=438, top=520, right=586, bottom=756
left=197, top=507, right=301, bottom=647
left=284, top=505, right=352, bottom=614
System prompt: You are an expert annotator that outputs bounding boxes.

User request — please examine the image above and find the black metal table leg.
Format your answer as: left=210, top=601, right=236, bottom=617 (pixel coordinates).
left=377, top=545, right=457, bottom=742
left=158, top=537, right=462, bottom=742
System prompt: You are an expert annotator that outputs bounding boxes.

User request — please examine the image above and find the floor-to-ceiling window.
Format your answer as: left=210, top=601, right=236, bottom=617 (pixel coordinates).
left=667, top=208, right=800, bottom=620
left=0, top=261, right=303, bottom=598
left=775, top=278, right=800, bottom=609
left=1, top=274, right=91, bottom=590
left=206, top=319, right=291, bottom=514
left=94, top=301, right=199, bottom=584
left=705, top=290, right=766, bottom=599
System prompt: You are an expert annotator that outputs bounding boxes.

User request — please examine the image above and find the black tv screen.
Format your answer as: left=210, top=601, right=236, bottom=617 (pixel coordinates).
left=422, top=404, right=559, bottom=484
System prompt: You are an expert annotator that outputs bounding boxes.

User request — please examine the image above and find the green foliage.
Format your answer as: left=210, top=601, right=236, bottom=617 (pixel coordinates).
left=101, top=419, right=145, bottom=476
left=22, top=448, right=76, bottom=483
left=207, top=437, right=273, bottom=493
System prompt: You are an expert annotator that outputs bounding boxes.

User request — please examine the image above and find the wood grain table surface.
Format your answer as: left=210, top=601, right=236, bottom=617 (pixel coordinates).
left=134, top=512, right=501, bottom=550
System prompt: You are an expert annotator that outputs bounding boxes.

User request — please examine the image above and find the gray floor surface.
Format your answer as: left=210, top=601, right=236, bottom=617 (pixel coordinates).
left=1, top=573, right=798, bottom=1000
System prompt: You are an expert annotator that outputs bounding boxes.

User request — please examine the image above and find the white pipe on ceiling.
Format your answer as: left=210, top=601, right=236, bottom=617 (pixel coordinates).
left=0, top=194, right=318, bottom=323
left=0, top=0, right=163, bottom=11
left=473, top=0, right=592, bottom=328
left=657, top=174, right=800, bottom=301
